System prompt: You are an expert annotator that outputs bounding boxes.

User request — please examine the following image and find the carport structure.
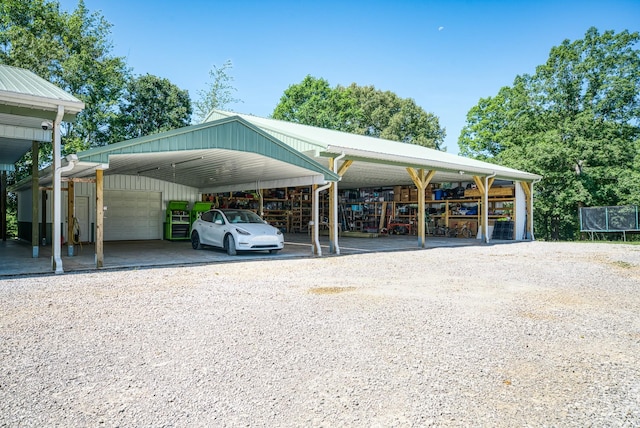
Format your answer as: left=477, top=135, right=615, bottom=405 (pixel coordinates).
left=13, top=116, right=340, bottom=268
left=207, top=110, right=542, bottom=254
left=64, top=109, right=540, bottom=261
left=9, top=107, right=543, bottom=273
left=0, top=64, right=84, bottom=273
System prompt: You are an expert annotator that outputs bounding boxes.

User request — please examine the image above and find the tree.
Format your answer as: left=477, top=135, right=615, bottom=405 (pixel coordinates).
left=109, top=74, right=192, bottom=142
left=459, top=28, right=640, bottom=240
left=272, top=76, right=446, bottom=150
left=193, top=60, right=241, bottom=123
left=272, top=76, right=359, bottom=131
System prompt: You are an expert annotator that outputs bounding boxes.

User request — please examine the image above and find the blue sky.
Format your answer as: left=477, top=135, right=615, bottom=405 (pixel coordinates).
left=60, top=0, right=640, bottom=154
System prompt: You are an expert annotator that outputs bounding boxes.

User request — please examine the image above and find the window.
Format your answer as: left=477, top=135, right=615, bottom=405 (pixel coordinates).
left=201, top=211, right=213, bottom=223
left=213, top=212, right=225, bottom=224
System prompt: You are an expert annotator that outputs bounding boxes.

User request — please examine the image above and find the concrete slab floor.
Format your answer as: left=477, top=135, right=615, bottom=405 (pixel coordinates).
left=0, top=233, right=483, bottom=277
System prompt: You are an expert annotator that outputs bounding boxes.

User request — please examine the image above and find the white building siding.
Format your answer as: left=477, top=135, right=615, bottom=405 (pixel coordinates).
left=19, top=175, right=200, bottom=242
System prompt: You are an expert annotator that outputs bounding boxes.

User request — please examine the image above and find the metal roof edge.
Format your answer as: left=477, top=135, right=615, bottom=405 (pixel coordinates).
left=325, top=145, right=542, bottom=182
left=75, top=116, right=339, bottom=182
left=211, top=110, right=542, bottom=181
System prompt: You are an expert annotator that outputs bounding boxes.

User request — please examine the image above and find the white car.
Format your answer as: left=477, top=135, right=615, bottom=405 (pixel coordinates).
left=191, top=209, right=284, bottom=255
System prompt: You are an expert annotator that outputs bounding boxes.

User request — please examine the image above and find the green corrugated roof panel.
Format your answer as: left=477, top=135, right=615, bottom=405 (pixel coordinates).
left=77, top=116, right=339, bottom=181
left=0, top=64, right=82, bottom=104
left=207, top=109, right=542, bottom=182
left=0, top=64, right=85, bottom=121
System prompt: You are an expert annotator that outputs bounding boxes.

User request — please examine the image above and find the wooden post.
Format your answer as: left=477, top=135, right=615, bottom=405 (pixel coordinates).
left=406, top=168, right=435, bottom=247
left=95, top=169, right=104, bottom=268
left=379, top=201, right=388, bottom=231
left=473, top=175, right=495, bottom=243
left=473, top=176, right=487, bottom=242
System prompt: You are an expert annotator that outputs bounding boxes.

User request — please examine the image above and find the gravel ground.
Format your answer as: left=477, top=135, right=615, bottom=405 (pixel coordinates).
left=1, top=241, right=639, bottom=427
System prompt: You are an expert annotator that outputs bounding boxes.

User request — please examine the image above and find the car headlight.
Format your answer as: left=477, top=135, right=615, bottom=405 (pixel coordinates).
left=235, top=228, right=251, bottom=236
left=276, top=229, right=282, bottom=236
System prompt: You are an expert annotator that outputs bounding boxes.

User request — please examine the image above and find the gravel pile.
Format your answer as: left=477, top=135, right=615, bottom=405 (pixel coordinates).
left=1, top=241, right=639, bottom=427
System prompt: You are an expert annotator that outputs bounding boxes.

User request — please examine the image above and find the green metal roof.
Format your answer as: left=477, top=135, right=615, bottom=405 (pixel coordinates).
left=206, top=110, right=542, bottom=185
left=0, top=64, right=84, bottom=119
left=73, top=116, right=339, bottom=188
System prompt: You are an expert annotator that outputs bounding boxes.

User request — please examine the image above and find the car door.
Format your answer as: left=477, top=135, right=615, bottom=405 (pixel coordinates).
left=209, top=211, right=227, bottom=248
left=198, top=210, right=215, bottom=245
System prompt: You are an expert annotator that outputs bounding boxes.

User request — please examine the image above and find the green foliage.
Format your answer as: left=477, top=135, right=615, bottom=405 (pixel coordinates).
left=459, top=28, right=640, bottom=240
left=5, top=208, right=17, bottom=238
left=273, top=76, right=445, bottom=150
left=109, top=74, right=192, bottom=142
left=272, top=76, right=358, bottom=131
left=194, top=60, right=241, bottom=123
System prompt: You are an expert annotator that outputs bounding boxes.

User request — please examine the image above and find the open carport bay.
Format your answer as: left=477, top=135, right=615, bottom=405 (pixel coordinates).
left=0, top=234, right=482, bottom=276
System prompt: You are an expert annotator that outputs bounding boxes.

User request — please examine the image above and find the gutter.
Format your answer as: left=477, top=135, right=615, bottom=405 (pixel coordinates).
left=483, top=171, right=497, bottom=244
left=313, top=182, right=332, bottom=256
left=332, top=153, right=346, bottom=255
left=52, top=105, right=71, bottom=274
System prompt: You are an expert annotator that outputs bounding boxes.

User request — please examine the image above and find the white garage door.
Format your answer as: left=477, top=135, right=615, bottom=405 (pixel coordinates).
left=104, top=191, right=163, bottom=241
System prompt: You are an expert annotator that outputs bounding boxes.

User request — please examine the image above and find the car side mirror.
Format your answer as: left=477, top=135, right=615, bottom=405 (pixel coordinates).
left=214, top=219, right=223, bottom=225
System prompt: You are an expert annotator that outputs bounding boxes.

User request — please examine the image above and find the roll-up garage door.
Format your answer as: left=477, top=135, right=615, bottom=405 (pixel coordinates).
left=104, top=191, right=162, bottom=240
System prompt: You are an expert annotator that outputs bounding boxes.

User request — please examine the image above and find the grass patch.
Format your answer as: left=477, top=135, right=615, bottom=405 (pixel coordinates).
left=611, top=260, right=634, bottom=269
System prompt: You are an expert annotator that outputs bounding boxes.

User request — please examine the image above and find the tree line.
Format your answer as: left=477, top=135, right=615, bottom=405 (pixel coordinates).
left=459, top=28, right=640, bottom=240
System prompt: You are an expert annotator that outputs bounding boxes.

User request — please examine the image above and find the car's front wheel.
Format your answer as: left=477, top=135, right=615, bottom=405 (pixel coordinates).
left=225, top=234, right=237, bottom=255
left=191, top=231, right=202, bottom=250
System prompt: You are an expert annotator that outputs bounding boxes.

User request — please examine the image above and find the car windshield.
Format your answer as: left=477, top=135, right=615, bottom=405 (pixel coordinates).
left=223, top=210, right=265, bottom=224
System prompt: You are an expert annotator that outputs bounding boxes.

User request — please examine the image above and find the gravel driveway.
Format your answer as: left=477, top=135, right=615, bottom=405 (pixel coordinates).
left=1, top=241, right=639, bottom=427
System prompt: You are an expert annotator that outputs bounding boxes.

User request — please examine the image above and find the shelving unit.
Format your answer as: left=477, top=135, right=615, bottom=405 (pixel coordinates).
left=340, top=201, right=390, bottom=233
left=340, top=195, right=514, bottom=239
left=388, top=202, right=418, bottom=234
left=290, top=192, right=312, bottom=232
left=204, top=185, right=517, bottom=238
left=263, top=198, right=290, bottom=232
left=432, top=199, right=480, bottom=237
left=165, top=201, right=190, bottom=241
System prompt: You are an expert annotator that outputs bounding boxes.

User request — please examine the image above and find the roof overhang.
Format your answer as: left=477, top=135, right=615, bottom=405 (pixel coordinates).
left=207, top=110, right=542, bottom=187
left=322, top=145, right=542, bottom=183
left=10, top=116, right=339, bottom=193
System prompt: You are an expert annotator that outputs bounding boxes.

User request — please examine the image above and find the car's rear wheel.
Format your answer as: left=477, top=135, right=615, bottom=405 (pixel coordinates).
left=225, top=234, right=237, bottom=255
left=191, top=231, right=202, bottom=250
